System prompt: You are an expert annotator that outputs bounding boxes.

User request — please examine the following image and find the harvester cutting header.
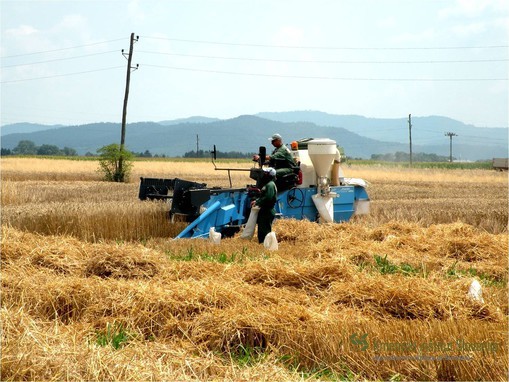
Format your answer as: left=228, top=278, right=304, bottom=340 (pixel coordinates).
left=139, top=136, right=370, bottom=239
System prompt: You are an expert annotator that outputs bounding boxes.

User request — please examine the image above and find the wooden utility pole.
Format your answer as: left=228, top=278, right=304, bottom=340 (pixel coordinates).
left=445, top=132, right=458, bottom=163
left=408, top=114, right=413, bottom=166
left=118, top=32, right=139, bottom=181
left=196, top=134, right=199, bottom=157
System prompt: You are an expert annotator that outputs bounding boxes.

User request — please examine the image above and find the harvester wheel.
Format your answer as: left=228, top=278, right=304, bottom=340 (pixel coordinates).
left=287, top=187, right=304, bottom=208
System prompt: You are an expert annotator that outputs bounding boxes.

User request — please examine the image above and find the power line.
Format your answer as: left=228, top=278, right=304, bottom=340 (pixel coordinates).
left=137, top=50, right=509, bottom=64
left=142, top=63, right=508, bottom=81
left=456, top=134, right=507, bottom=141
left=407, top=136, right=504, bottom=144
left=8, top=62, right=504, bottom=85
left=365, top=127, right=407, bottom=132
left=413, top=129, right=507, bottom=141
left=0, top=38, right=125, bottom=59
left=1, top=50, right=118, bottom=68
left=141, top=36, right=508, bottom=51
left=417, top=128, right=449, bottom=134
left=0, top=66, right=124, bottom=83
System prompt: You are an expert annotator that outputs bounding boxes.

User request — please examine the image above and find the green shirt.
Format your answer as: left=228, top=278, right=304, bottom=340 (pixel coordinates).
left=256, top=180, right=277, bottom=209
left=270, top=145, right=295, bottom=169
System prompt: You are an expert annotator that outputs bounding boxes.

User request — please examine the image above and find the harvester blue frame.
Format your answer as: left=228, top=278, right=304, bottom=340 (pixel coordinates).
left=171, top=184, right=368, bottom=239
left=138, top=138, right=370, bottom=239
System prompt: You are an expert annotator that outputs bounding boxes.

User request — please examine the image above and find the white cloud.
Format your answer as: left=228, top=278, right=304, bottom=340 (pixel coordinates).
left=271, top=26, right=305, bottom=47
left=4, top=13, right=91, bottom=57
left=392, top=28, right=436, bottom=44
left=3, top=24, right=47, bottom=56
left=55, top=14, right=87, bottom=30
left=493, top=16, right=509, bottom=31
left=450, top=22, right=487, bottom=36
left=5, top=24, right=39, bottom=37
left=52, top=14, right=91, bottom=44
left=439, top=0, right=508, bottom=19
left=128, top=0, right=146, bottom=24
left=438, top=0, right=509, bottom=38
left=377, top=16, right=396, bottom=29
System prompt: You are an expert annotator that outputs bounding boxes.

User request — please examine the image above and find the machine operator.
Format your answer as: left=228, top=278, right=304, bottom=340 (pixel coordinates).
left=252, top=133, right=295, bottom=177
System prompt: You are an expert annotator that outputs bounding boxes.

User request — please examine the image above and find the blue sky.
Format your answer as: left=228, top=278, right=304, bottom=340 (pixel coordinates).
left=1, top=0, right=508, bottom=127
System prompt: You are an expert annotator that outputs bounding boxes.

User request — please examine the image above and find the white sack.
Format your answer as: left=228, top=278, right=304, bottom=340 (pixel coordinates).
left=209, top=227, right=221, bottom=244
left=240, top=206, right=260, bottom=239
left=263, top=232, right=278, bottom=251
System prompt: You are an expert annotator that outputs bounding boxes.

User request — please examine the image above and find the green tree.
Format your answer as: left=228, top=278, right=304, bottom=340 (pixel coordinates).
left=13, top=140, right=37, bottom=155
left=62, top=147, right=78, bottom=156
left=37, top=144, right=61, bottom=156
left=97, top=143, right=133, bottom=182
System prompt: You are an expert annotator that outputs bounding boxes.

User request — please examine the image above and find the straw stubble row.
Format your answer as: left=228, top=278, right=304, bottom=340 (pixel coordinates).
left=1, top=223, right=507, bottom=381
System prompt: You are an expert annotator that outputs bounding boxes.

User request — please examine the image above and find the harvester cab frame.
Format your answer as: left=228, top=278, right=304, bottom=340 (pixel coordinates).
left=139, top=137, right=370, bottom=239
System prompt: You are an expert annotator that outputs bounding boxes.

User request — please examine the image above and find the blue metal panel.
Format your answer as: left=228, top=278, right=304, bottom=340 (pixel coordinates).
left=354, top=185, right=369, bottom=201
left=276, top=188, right=319, bottom=222
left=176, top=201, right=222, bottom=239
left=231, top=192, right=248, bottom=223
left=178, top=183, right=368, bottom=239
left=180, top=191, right=250, bottom=238
left=277, top=186, right=359, bottom=223
left=331, top=186, right=355, bottom=222
left=202, top=191, right=248, bottom=225
left=216, top=204, right=236, bottom=226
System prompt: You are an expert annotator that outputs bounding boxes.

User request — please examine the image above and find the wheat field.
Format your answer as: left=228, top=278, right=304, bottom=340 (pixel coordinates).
left=1, top=158, right=507, bottom=381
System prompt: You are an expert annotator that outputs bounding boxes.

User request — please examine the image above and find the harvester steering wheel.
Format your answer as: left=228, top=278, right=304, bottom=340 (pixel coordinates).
left=287, top=187, right=304, bottom=209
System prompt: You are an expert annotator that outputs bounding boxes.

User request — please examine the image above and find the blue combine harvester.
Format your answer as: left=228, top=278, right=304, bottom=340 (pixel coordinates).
left=138, top=138, right=370, bottom=239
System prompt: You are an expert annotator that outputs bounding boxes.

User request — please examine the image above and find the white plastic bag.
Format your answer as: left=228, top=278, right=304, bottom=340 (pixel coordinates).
left=241, top=206, right=260, bottom=239
left=263, top=232, right=278, bottom=251
left=209, top=227, right=221, bottom=244
left=467, top=279, right=484, bottom=303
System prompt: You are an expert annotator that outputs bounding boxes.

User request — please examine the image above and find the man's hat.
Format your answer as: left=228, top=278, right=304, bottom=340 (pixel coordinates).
left=263, top=167, right=276, bottom=176
left=268, top=133, right=282, bottom=141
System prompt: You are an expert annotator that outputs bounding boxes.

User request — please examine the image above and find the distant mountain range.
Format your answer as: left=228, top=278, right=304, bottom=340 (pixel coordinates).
left=158, top=116, right=220, bottom=126
left=1, top=122, right=64, bottom=136
left=1, top=111, right=507, bottom=160
left=257, top=111, right=507, bottom=150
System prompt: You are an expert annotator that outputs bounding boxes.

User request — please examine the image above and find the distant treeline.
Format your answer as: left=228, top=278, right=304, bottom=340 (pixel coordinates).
left=1, top=140, right=77, bottom=156
left=371, top=151, right=452, bottom=162
left=2, top=142, right=485, bottom=163
left=0, top=140, right=168, bottom=158
left=128, top=149, right=253, bottom=158
left=0, top=140, right=254, bottom=159
left=130, top=150, right=167, bottom=158
left=183, top=149, right=254, bottom=159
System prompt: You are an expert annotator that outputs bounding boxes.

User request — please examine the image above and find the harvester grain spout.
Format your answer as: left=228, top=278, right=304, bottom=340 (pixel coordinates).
left=139, top=137, right=370, bottom=239
left=307, top=139, right=341, bottom=222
